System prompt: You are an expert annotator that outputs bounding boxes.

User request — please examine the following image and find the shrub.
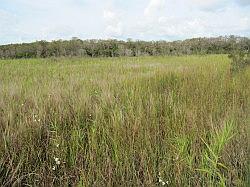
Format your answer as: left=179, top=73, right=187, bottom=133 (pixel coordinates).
left=229, top=51, right=250, bottom=73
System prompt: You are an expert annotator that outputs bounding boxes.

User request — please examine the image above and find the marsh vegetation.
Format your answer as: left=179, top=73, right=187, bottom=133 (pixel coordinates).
left=0, top=55, right=249, bottom=186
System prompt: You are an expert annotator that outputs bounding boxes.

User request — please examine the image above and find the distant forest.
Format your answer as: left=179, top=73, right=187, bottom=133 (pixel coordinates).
left=0, top=36, right=249, bottom=59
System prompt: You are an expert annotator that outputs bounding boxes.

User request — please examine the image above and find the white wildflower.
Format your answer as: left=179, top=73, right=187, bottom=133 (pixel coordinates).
left=54, top=157, right=61, bottom=165
left=56, top=144, right=60, bottom=148
left=52, top=166, right=56, bottom=170
left=33, top=114, right=40, bottom=122
left=158, top=173, right=169, bottom=186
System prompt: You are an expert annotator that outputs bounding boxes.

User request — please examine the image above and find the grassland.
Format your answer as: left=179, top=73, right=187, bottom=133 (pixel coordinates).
left=0, top=55, right=249, bottom=186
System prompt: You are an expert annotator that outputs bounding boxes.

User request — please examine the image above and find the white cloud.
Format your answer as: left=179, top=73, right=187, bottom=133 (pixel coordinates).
left=103, top=10, right=116, bottom=22
left=105, top=22, right=123, bottom=37
left=0, top=0, right=106, bottom=44
left=103, top=9, right=124, bottom=37
left=125, top=0, right=250, bottom=40
left=239, top=17, right=250, bottom=30
left=189, top=0, right=225, bottom=7
left=236, top=0, right=250, bottom=6
left=0, top=0, right=249, bottom=44
left=144, top=0, right=166, bottom=16
left=132, top=16, right=207, bottom=39
left=0, top=9, right=22, bottom=44
left=186, top=0, right=228, bottom=11
left=165, top=18, right=206, bottom=37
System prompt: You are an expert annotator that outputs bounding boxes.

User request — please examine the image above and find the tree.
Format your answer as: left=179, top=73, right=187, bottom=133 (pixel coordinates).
left=0, top=36, right=249, bottom=59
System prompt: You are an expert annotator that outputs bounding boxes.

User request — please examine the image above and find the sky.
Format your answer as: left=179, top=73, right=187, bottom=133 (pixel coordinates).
left=0, top=0, right=250, bottom=44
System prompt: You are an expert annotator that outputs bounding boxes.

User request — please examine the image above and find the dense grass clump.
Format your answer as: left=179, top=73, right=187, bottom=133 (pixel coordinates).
left=0, top=55, right=249, bottom=186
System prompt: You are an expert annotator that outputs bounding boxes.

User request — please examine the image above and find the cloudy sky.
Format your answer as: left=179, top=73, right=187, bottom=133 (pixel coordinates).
left=0, top=0, right=250, bottom=44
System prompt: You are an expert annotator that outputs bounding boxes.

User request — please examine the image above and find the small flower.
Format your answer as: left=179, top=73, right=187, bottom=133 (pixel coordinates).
left=56, top=144, right=59, bottom=148
left=33, top=114, right=40, bottom=122
left=52, top=166, right=56, bottom=170
left=54, top=157, right=61, bottom=165
left=158, top=173, right=169, bottom=186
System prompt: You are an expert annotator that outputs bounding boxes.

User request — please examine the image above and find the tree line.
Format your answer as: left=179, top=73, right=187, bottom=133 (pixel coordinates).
left=0, top=35, right=249, bottom=59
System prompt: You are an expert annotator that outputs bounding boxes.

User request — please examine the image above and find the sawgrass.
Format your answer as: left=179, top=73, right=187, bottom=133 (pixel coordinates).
left=0, top=55, right=249, bottom=186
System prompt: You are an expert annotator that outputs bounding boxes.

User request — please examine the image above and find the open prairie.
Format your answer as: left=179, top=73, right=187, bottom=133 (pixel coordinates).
left=0, top=55, right=249, bottom=186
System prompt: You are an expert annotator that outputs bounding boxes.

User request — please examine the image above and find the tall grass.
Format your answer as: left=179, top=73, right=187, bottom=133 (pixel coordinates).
left=0, top=55, right=249, bottom=186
